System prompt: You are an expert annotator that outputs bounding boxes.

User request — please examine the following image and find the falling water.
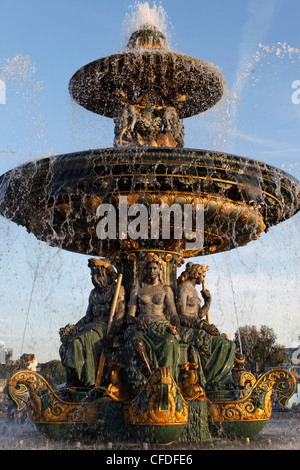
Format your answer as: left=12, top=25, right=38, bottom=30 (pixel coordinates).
left=0, top=54, right=46, bottom=171
left=19, top=265, right=38, bottom=356
left=0, top=2, right=300, bottom=451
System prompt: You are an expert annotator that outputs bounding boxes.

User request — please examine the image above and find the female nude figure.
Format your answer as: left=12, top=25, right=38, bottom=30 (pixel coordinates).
left=125, top=253, right=181, bottom=391
left=177, top=262, right=235, bottom=391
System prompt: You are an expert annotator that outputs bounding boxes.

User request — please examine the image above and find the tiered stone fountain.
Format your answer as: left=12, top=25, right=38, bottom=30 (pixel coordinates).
left=1, top=12, right=299, bottom=444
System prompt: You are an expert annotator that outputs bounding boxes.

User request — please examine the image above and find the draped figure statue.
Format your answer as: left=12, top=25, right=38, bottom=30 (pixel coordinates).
left=59, top=258, right=125, bottom=387
left=176, top=262, right=236, bottom=391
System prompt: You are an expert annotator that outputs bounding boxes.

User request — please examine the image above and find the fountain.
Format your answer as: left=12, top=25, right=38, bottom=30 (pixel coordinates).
left=1, top=3, right=299, bottom=444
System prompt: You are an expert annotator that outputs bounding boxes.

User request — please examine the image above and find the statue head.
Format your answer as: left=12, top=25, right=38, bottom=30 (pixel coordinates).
left=178, top=262, right=209, bottom=285
left=142, top=252, right=165, bottom=283
left=88, top=258, right=117, bottom=289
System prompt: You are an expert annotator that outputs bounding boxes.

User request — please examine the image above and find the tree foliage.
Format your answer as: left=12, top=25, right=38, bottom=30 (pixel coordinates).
left=0, top=355, right=66, bottom=385
left=39, top=360, right=66, bottom=385
left=234, top=325, right=289, bottom=375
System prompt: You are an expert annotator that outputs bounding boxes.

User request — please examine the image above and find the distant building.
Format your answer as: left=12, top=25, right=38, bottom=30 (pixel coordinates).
left=286, top=347, right=300, bottom=366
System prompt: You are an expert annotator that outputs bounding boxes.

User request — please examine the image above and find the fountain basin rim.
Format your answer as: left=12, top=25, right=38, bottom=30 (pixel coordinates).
left=0, top=147, right=299, bottom=258
left=68, top=50, right=226, bottom=119
left=1, top=146, right=299, bottom=186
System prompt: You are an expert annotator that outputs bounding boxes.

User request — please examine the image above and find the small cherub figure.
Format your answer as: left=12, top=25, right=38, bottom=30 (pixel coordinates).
left=179, top=362, right=205, bottom=401
left=105, top=362, right=128, bottom=402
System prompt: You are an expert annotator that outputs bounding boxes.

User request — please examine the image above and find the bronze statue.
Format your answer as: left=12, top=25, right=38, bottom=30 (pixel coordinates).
left=176, top=262, right=236, bottom=390
left=177, top=262, right=217, bottom=335
left=161, top=106, right=184, bottom=147
left=59, top=258, right=125, bottom=387
left=113, top=92, right=184, bottom=148
left=124, top=252, right=181, bottom=393
left=113, top=103, right=138, bottom=147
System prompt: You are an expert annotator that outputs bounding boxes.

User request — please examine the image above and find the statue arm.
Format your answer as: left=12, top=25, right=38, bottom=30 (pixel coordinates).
left=164, top=285, right=181, bottom=329
left=199, top=289, right=211, bottom=318
left=127, top=284, right=138, bottom=324
left=198, top=289, right=219, bottom=336
left=176, top=287, right=187, bottom=323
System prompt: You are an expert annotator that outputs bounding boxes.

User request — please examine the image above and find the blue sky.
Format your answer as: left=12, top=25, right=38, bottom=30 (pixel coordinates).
left=0, top=0, right=299, bottom=362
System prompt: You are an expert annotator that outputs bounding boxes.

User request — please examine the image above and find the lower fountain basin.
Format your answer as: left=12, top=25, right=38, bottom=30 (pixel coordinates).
left=0, top=147, right=299, bottom=258
left=7, top=367, right=297, bottom=443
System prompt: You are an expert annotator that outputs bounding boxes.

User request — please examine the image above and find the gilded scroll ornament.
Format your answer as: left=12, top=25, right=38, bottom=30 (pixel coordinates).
left=8, top=371, right=98, bottom=424
left=209, top=368, right=297, bottom=423
left=123, top=367, right=188, bottom=425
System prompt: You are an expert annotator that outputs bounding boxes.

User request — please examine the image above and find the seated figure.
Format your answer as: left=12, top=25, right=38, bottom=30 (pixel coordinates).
left=176, top=262, right=236, bottom=391
left=59, top=258, right=125, bottom=387
left=124, top=252, right=181, bottom=393
left=113, top=92, right=185, bottom=148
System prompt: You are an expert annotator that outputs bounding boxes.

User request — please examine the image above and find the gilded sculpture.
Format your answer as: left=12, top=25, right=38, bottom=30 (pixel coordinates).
left=125, top=252, right=181, bottom=394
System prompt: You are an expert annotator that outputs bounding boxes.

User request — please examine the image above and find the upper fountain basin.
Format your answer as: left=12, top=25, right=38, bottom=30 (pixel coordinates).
left=0, top=148, right=299, bottom=258
left=69, top=26, right=226, bottom=119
